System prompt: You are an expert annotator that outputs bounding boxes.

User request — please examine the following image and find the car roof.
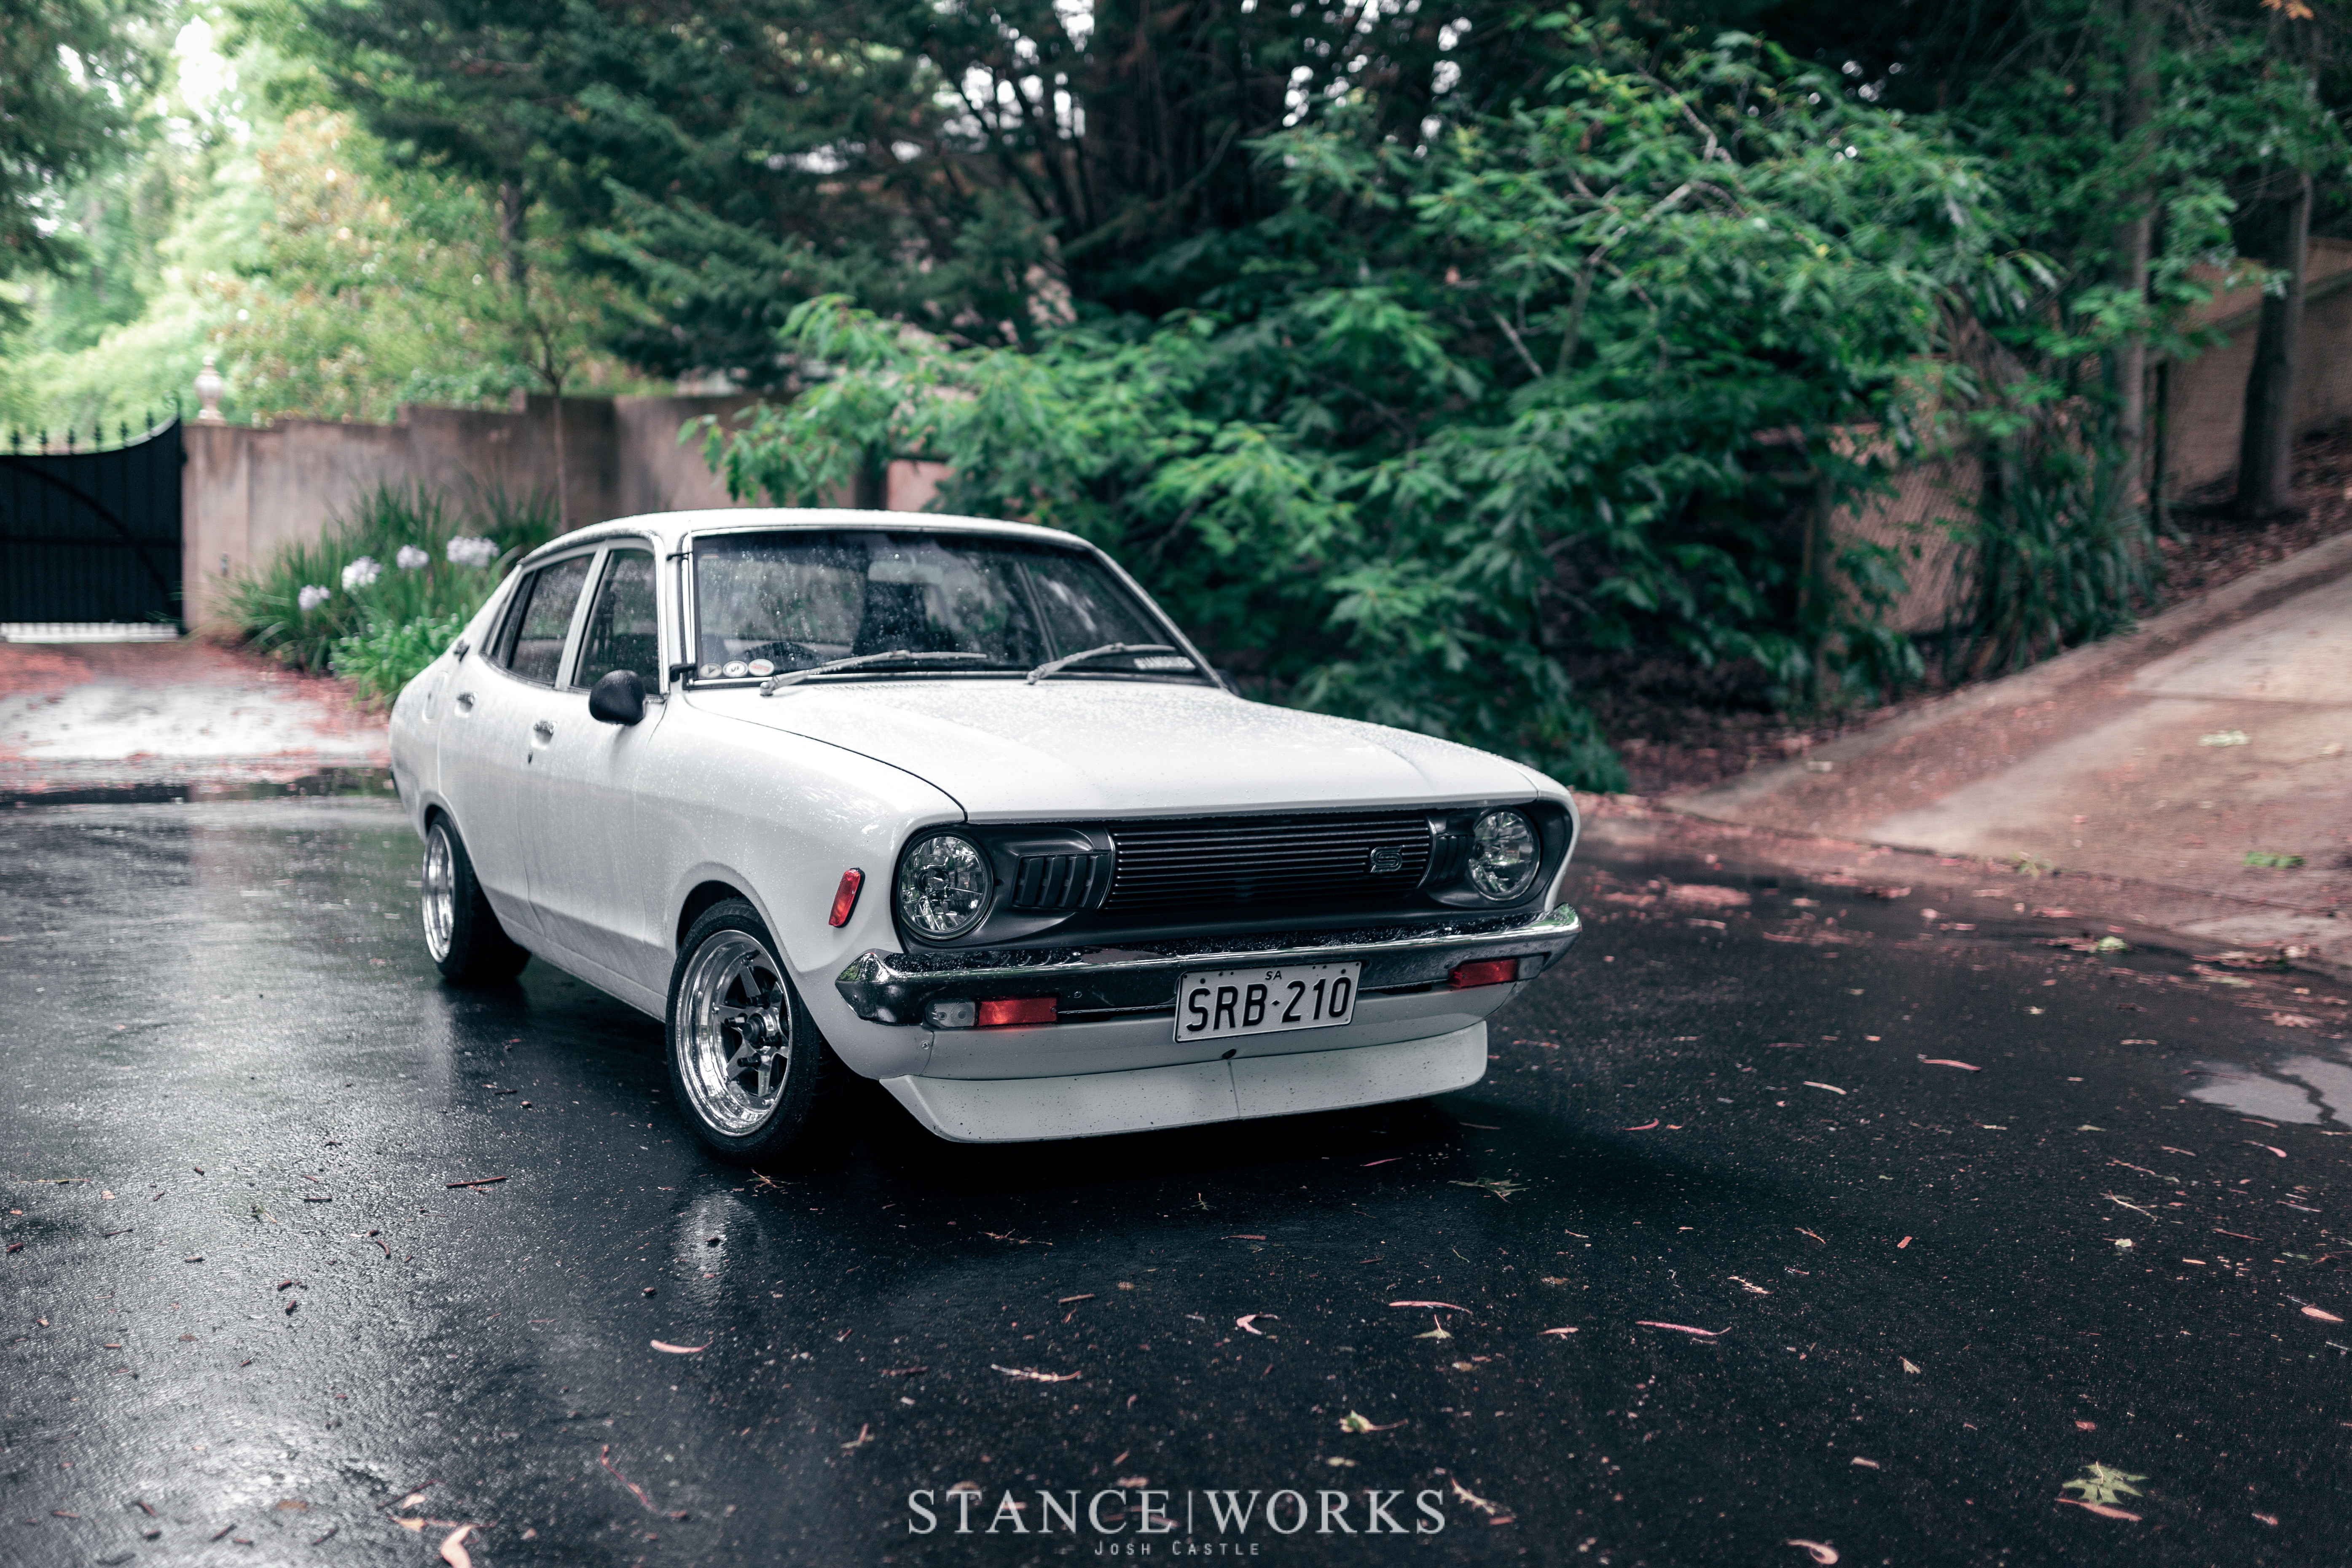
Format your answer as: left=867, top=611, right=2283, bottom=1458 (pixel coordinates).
left=517, top=507, right=1095, bottom=566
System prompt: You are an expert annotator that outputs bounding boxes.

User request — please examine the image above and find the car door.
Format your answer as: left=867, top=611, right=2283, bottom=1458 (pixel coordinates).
left=436, top=550, right=598, bottom=944
left=522, top=542, right=672, bottom=993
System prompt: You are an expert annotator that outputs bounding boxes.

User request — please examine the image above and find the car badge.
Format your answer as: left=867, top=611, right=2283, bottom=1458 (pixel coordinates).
left=748, top=659, right=775, bottom=676
left=1368, top=846, right=1404, bottom=874
left=722, top=660, right=749, bottom=678
left=698, top=663, right=721, bottom=678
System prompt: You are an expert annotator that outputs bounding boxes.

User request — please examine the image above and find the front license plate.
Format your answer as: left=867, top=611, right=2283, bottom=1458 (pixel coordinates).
left=1174, top=963, right=1360, bottom=1043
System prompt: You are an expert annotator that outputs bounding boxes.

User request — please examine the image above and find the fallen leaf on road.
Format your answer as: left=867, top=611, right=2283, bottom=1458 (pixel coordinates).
left=2268, top=1013, right=2319, bottom=1028
left=1445, top=1475, right=1509, bottom=1522
left=601, top=1445, right=656, bottom=1512
left=2254, top=1512, right=2279, bottom=1526
left=1338, top=1411, right=1408, bottom=1432
left=1235, top=1314, right=1278, bottom=1335
left=439, top=1524, right=473, bottom=1568
left=1539, top=1327, right=1579, bottom=1336
left=2301, top=1306, right=2344, bottom=1323
left=1450, top=1178, right=1525, bottom=1200
left=394, top=1517, right=424, bottom=1532
left=1413, top=1317, right=1453, bottom=1341
left=1636, top=1321, right=1725, bottom=1337
left=1902, top=1359, right=1921, bottom=1374
left=1851, top=1457, right=1879, bottom=1469
left=1796, top=1227, right=1827, bottom=1246
left=1620, top=1119, right=1661, bottom=1131
left=992, top=1364, right=1082, bottom=1382
left=841, top=1423, right=875, bottom=1452
left=1729, top=1276, right=1772, bottom=1294
left=1804, top=1082, right=1847, bottom=1095
left=1390, top=1300, right=1474, bottom=1312
left=1917, top=1058, right=1980, bottom=1071
left=2057, top=1498, right=2142, bottom=1522
left=2248, top=1143, right=2288, bottom=1158
left=1363, top=1157, right=1401, bottom=1167
left=2061, top=1462, right=2146, bottom=1510
left=2198, top=730, right=2248, bottom=747
left=1786, top=1541, right=1839, bottom=1564
left=650, top=1340, right=709, bottom=1354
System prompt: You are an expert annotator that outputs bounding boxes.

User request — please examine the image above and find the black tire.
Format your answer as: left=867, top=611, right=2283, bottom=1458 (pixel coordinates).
left=666, top=899, right=869, bottom=1167
left=422, top=815, right=530, bottom=985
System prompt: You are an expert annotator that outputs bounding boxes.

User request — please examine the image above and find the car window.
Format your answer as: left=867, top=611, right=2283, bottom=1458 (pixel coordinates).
left=491, top=554, right=594, bottom=685
left=572, top=547, right=660, bottom=689
left=689, top=530, right=1192, bottom=682
left=1025, top=548, right=1160, bottom=650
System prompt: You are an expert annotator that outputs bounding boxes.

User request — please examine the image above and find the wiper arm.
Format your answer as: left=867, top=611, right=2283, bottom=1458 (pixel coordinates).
left=759, top=650, right=998, bottom=694
left=1025, top=642, right=1186, bottom=685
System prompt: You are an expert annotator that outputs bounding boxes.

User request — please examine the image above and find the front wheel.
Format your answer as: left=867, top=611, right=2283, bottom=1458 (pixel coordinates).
left=666, top=899, right=867, bottom=1166
left=422, top=817, right=529, bottom=985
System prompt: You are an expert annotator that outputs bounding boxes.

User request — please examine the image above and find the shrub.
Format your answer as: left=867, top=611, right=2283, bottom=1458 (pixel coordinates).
left=221, top=481, right=558, bottom=677
left=332, top=609, right=473, bottom=704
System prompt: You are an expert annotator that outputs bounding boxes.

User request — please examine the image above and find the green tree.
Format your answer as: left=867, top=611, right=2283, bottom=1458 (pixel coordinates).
left=707, top=16, right=2024, bottom=787
left=0, top=0, right=168, bottom=324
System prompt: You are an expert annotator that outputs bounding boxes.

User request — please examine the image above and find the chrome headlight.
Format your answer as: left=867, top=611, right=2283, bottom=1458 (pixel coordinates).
left=896, top=834, right=992, bottom=940
left=1467, top=809, right=1540, bottom=902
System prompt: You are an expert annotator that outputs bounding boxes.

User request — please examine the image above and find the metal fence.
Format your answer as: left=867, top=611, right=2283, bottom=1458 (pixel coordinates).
left=0, top=416, right=185, bottom=628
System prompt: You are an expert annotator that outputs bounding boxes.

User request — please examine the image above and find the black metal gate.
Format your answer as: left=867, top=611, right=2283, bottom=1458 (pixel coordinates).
left=0, top=418, right=184, bottom=627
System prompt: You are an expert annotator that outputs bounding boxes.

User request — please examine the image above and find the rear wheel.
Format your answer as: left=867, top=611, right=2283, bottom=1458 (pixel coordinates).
left=422, top=817, right=529, bottom=985
left=666, top=899, right=867, bottom=1166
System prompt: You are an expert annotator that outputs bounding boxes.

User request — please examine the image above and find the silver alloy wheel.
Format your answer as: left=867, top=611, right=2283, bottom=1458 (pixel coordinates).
left=422, top=823, right=456, bottom=962
left=676, top=929, right=791, bottom=1136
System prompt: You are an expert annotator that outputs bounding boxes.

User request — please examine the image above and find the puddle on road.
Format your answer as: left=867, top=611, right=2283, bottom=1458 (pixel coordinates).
left=2188, top=1050, right=2352, bottom=1126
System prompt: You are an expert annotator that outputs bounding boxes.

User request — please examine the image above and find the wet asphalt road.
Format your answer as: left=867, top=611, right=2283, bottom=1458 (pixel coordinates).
left=3, top=799, right=2350, bottom=1568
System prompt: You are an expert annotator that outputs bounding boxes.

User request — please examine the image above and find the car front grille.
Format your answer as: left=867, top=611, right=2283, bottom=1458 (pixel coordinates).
left=1102, top=813, right=1432, bottom=915
left=1006, top=852, right=1108, bottom=911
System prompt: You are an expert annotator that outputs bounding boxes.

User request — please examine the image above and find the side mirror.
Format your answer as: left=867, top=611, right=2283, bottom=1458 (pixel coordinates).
left=588, top=669, right=648, bottom=726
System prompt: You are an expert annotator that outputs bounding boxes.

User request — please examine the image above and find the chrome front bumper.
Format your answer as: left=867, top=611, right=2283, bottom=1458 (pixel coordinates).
left=833, top=904, right=1581, bottom=1025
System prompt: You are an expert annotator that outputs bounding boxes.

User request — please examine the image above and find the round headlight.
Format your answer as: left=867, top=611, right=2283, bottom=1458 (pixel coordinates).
left=1467, top=809, right=1540, bottom=902
left=896, top=834, right=992, bottom=940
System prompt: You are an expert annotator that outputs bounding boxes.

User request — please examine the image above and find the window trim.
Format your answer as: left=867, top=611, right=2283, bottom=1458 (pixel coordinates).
left=486, top=546, right=602, bottom=690
left=563, top=538, right=663, bottom=692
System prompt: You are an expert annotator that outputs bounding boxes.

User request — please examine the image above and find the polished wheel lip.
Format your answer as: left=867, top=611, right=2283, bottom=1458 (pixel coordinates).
left=422, top=824, right=456, bottom=963
left=677, top=928, right=789, bottom=1137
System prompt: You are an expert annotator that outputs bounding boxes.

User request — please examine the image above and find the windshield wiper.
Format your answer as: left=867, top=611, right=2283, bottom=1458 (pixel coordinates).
left=1025, top=642, right=1191, bottom=685
left=758, top=650, right=1001, bottom=694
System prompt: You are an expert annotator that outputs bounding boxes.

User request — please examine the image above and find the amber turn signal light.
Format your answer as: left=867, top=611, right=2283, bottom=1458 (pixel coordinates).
left=976, top=996, right=1057, bottom=1028
left=1448, top=957, right=1522, bottom=989
left=827, top=868, right=864, bottom=927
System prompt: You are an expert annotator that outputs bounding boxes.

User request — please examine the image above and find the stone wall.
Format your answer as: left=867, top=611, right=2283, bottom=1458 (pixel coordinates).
left=181, top=393, right=766, bottom=628
left=1828, top=236, right=2352, bottom=635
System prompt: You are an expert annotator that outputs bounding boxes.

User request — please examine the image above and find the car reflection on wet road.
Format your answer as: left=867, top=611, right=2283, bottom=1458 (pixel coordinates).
left=2, top=797, right=2347, bottom=1567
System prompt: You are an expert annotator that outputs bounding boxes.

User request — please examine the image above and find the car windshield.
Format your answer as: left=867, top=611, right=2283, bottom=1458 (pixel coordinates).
left=690, top=529, right=1202, bottom=683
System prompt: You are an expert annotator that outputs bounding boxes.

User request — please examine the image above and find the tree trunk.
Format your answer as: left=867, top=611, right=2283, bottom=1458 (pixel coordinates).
left=499, top=180, right=529, bottom=298
left=854, top=446, right=889, bottom=510
left=2236, top=172, right=2312, bottom=519
left=2109, top=0, right=2159, bottom=499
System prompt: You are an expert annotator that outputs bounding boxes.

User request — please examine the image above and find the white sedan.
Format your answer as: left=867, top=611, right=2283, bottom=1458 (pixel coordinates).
left=389, top=509, right=1582, bottom=1161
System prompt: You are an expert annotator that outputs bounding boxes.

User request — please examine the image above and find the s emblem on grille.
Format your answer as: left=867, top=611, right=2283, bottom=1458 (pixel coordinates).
left=1368, top=846, right=1405, bottom=875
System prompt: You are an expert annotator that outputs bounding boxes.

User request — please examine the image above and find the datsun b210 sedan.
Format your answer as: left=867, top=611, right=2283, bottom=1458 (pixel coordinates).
left=389, top=509, right=1582, bottom=1162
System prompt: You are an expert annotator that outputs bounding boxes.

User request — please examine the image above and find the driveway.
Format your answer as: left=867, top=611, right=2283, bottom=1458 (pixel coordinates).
left=3, top=797, right=2347, bottom=1565
left=1671, top=534, right=2352, bottom=973
left=0, top=637, right=387, bottom=797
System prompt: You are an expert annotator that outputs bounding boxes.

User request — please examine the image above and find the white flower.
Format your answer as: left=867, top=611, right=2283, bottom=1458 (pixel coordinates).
left=446, top=536, right=499, bottom=567
left=297, top=584, right=332, bottom=612
left=395, top=544, right=430, bottom=571
left=341, top=556, right=382, bottom=590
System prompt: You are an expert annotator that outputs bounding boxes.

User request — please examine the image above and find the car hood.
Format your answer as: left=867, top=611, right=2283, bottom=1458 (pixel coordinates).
left=688, top=680, right=1553, bottom=819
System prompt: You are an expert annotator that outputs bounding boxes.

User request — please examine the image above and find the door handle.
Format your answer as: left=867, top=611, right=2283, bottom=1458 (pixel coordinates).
left=532, top=719, right=556, bottom=741
left=454, top=691, right=475, bottom=713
